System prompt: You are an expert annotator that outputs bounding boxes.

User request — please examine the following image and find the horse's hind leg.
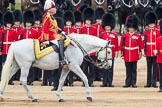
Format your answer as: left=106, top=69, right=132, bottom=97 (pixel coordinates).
left=69, top=64, right=92, bottom=102
left=20, top=66, right=38, bottom=102
left=9, top=60, right=20, bottom=80
left=56, top=67, right=70, bottom=102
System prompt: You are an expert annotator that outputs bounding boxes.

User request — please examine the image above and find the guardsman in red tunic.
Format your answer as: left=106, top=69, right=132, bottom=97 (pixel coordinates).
left=93, top=7, right=105, bottom=82
left=2, top=11, right=16, bottom=85
left=93, top=7, right=105, bottom=38
left=63, top=10, right=76, bottom=35
left=12, top=10, right=23, bottom=41
left=81, top=7, right=97, bottom=87
left=119, top=15, right=142, bottom=88
left=143, top=11, right=160, bottom=88
left=100, top=12, right=118, bottom=87
left=33, top=9, right=43, bottom=83
left=21, top=10, right=38, bottom=40
left=39, top=0, right=68, bottom=66
left=12, top=9, right=23, bottom=82
left=22, top=10, right=37, bottom=85
left=0, top=12, right=3, bottom=81
left=156, top=20, right=162, bottom=92
left=33, top=9, right=43, bottom=39
left=74, top=10, right=83, bottom=34
left=63, top=10, right=75, bottom=87
left=155, top=7, right=162, bottom=81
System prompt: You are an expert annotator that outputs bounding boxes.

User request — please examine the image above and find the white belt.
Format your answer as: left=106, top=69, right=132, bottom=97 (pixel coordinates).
left=125, top=46, right=138, bottom=50
left=146, top=42, right=156, bottom=45
left=3, top=42, right=13, bottom=44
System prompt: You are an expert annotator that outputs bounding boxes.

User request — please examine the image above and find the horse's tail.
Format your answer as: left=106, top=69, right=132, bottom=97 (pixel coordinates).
left=0, top=44, right=14, bottom=93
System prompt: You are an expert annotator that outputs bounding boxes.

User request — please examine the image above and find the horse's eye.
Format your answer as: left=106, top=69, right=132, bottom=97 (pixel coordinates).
left=107, top=51, right=110, bottom=54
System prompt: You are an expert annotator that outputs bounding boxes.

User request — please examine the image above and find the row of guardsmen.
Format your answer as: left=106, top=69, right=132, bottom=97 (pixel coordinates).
left=1, top=1, right=162, bottom=91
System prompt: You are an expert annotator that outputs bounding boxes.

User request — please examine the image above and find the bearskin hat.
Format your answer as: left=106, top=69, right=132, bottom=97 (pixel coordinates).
left=155, top=7, right=162, bottom=20
left=23, top=10, right=35, bottom=25
left=83, top=7, right=94, bottom=23
left=33, top=9, right=42, bottom=22
left=126, top=15, right=139, bottom=30
left=74, top=10, right=83, bottom=23
left=54, top=10, right=64, bottom=18
left=13, top=10, right=22, bottom=22
left=63, top=10, right=75, bottom=26
left=102, top=12, right=116, bottom=30
left=78, top=4, right=89, bottom=12
left=3, top=11, right=15, bottom=26
left=94, top=7, right=105, bottom=20
left=145, top=11, right=157, bottom=25
left=55, top=17, right=64, bottom=30
left=0, top=12, right=3, bottom=26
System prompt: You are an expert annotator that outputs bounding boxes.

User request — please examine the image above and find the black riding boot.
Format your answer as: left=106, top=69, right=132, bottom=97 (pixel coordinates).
left=58, top=39, right=68, bottom=66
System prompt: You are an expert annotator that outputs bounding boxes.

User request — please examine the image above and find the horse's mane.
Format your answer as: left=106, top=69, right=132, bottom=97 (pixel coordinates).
left=69, top=33, right=107, bottom=47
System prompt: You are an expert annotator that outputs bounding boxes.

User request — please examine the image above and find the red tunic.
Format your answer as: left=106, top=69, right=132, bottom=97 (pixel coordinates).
left=120, top=32, right=142, bottom=62
left=39, top=12, right=60, bottom=41
left=93, top=24, right=105, bottom=38
left=21, top=28, right=38, bottom=39
left=101, top=31, right=119, bottom=58
left=33, top=26, right=42, bottom=39
left=142, top=28, right=161, bottom=57
left=156, top=36, right=162, bottom=63
left=1, top=29, right=16, bottom=54
left=12, top=26, right=23, bottom=41
left=64, top=27, right=76, bottom=35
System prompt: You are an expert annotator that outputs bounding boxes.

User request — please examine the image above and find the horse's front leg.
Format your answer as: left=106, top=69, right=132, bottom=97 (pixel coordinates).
left=69, top=64, right=92, bottom=102
left=20, top=69, right=38, bottom=102
left=56, top=67, right=70, bottom=102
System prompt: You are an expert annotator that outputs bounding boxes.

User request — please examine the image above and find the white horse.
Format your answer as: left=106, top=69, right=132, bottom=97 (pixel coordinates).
left=0, top=34, right=112, bottom=102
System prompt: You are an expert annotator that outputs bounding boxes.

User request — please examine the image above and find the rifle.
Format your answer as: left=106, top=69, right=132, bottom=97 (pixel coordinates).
left=121, top=36, right=126, bottom=57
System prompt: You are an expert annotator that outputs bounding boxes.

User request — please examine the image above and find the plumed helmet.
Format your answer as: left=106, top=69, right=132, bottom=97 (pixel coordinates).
left=83, top=7, right=94, bottom=23
left=102, top=12, right=116, bottom=30
left=33, top=9, right=43, bottom=22
left=155, top=7, right=162, bottom=20
left=13, top=10, right=22, bottom=22
left=74, top=10, right=83, bottom=23
left=55, top=17, right=64, bottom=30
left=160, top=19, right=162, bottom=34
left=145, top=11, right=157, bottom=25
left=63, top=10, right=75, bottom=26
left=0, top=12, right=3, bottom=26
left=3, top=11, right=15, bottom=26
left=94, top=7, right=105, bottom=20
left=23, top=10, right=35, bottom=25
left=77, top=4, right=89, bottom=13
left=44, top=0, right=55, bottom=11
left=54, top=10, right=64, bottom=18
left=126, top=15, right=139, bottom=30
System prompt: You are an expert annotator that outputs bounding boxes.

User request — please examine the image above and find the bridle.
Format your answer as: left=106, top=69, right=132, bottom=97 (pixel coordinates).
left=68, top=36, right=112, bottom=68
left=96, top=42, right=112, bottom=68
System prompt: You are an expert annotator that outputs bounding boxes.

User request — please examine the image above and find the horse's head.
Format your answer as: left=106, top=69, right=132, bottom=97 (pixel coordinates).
left=121, top=0, right=135, bottom=8
left=96, top=42, right=112, bottom=70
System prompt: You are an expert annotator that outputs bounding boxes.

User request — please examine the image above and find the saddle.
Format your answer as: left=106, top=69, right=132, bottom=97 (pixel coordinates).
left=33, top=37, right=71, bottom=59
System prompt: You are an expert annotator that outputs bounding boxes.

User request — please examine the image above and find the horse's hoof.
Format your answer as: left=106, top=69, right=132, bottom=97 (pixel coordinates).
left=87, top=97, right=92, bottom=102
left=32, top=99, right=38, bottom=102
left=59, top=99, right=65, bottom=102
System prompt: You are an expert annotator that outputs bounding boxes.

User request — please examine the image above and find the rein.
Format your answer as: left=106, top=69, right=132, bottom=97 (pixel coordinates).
left=68, top=36, right=110, bottom=66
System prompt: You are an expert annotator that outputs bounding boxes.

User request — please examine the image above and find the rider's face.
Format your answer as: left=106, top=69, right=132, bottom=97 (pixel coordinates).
left=48, top=7, right=57, bottom=15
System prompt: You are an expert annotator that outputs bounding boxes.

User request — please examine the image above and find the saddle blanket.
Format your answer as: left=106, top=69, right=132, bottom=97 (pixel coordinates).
left=33, top=37, right=71, bottom=59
